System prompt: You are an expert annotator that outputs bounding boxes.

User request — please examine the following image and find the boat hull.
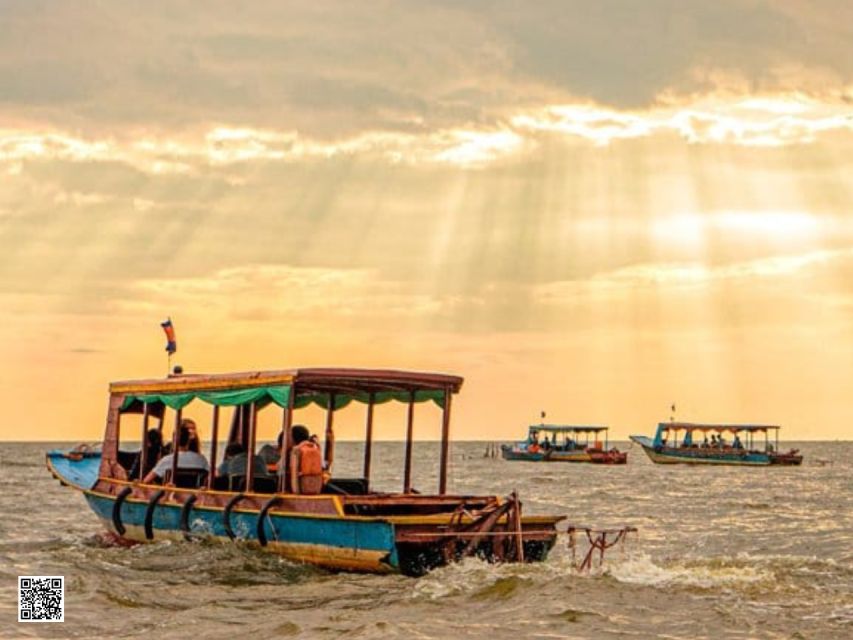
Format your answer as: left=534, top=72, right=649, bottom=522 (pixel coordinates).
left=84, top=491, right=398, bottom=572
left=501, top=444, right=627, bottom=464
left=629, top=436, right=794, bottom=466
left=48, top=450, right=562, bottom=576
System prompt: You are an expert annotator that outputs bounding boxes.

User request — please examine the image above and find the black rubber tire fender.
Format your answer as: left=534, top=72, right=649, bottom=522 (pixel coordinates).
left=112, top=486, right=133, bottom=536
left=180, top=494, right=198, bottom=540
left=144, top=489, right=166, bottom=540
left=223, top=493, right=246, bottom=540
left=256, top=497, right=283, bottom=547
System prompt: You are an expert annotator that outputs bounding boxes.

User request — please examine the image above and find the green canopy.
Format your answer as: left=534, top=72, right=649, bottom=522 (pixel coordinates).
left=294, top=389, right=446, bottom=410
left=120, top=385, right=292, bottom=411
left=120, top=385, right=446, bottom=412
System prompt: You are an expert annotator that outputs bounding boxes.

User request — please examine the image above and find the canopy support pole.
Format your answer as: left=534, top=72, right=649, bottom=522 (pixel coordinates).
left=324, top=394, right=336, bottom=470
left=363, top=393, right=375, bottom=484
left=403, top=391, right=415, bottom=493
left=439, top=387, right=452, bottom=495
left=139, top=403, right=150, bottom=481
left=279, top=392, right=294, bottom=493
left=246, top=402, right=257, bottom=491
left=169, top=409, right=182, bottom=485
left=207, top=405, right=220, bottom=490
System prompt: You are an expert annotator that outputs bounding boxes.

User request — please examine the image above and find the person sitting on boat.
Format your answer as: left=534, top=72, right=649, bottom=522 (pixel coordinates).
left=185, top=418, right=201, bottom=451
left=289, top=425, right=324, bottom=494
left=258, top=430, right=284, bottom=472
left=142, top=424, right=209, bottom=484
left=217, top=443, right=242, bottom=477
left=732, top=434, right=743, bottom=450
left=710, top=434, right=718, bottom=448
left=217, top=441, right=270, bottom=488
left=129, top=428, right=162, bottom=480
left=542, top=436, right=552, bottom=450
left=717, top=434, right=727, bottom=448
left=701, top=435, right=709, bottom=448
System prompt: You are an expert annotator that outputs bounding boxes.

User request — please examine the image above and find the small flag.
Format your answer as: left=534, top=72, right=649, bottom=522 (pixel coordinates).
left=161, top=318, right=177, bottom=354
left=540, top=410, right=546, bottom=419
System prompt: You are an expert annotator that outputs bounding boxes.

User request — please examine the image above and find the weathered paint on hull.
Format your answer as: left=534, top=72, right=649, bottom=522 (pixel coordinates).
left=48, top=451, right=562, bottom=576
left=501, top=447, right=626, bottom=464
left=500, top=446, right=547, bottom=461
left=84, top=492, right=399, bottom=573
left=630, top=436, right=771, bottom=466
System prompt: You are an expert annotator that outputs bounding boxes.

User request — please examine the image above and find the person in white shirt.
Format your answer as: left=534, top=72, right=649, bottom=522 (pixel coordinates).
left=143, top=422, right=209, bottom=484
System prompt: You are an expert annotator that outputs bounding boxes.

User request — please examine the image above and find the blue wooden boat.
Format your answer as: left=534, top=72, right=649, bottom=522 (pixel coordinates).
left=630, top=422, right=803, bottom=466
left=501, top=425, right=627, bottom=464
left=47, top=368, right=564, bottom=576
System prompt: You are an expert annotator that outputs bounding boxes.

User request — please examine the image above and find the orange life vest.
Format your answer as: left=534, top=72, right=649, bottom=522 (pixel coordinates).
left=294, top=440, right=323, bottom=494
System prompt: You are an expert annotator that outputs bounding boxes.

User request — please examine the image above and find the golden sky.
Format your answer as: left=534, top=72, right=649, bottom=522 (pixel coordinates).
left=2, top=1, right=853, bottom=441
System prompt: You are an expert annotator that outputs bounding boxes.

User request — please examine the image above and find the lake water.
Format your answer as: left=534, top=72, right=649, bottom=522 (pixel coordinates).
left=1, top=441, right=850, bottom=639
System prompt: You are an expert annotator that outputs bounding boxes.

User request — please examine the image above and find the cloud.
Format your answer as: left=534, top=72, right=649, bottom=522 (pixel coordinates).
left=534, top=248, right=853, bottom=303
left=1, top=1, right=852, bottom=139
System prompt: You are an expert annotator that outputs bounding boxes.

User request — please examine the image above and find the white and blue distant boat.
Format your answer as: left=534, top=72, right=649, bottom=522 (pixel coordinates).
left=630, top=422, right=803, bottom=466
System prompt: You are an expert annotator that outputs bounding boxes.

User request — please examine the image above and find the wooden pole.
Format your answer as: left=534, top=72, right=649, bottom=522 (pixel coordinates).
left=403, top=391, right=415, bottom=493
left=324, top=394, right=336, bottom=469
left=246, top=402, right=257, bottom=491
left=139, top=403, right=150, bottom=481
left=363, top=393, right=375, bottom=483
left=512, top=491, right=525, bottom=563
left=279, top=391, right=294, bottom=493
left=439, top=387, right=452, bottom=495
left=169, top=408, right=182, bottom=485
left=207, top=405, right=220, bottom=490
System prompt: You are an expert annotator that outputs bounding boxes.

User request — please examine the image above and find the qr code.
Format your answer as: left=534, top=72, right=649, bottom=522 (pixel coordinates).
left=18, top=576, right=64, bottom=623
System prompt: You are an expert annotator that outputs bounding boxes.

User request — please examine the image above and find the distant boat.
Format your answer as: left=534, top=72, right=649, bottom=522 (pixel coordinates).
left=630, top=422, right=803, bottom=466
left=501, top=425, right=627, bottom=464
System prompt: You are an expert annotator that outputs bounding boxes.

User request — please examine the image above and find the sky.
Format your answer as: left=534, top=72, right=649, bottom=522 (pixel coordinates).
left=2, top=1, right=853, bottom=441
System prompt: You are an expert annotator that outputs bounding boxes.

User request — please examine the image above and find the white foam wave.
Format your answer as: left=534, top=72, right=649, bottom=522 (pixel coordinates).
left=607, top=553, right=772, bottom=589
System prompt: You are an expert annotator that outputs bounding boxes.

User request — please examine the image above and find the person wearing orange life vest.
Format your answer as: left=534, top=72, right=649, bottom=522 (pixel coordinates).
left=289, top=425, right=325, bottom=495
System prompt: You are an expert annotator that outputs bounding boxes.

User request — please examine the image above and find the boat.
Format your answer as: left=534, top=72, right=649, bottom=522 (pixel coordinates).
left=629, top=422, right=803, bottom=466
left=46, top=367, right=565, bottom=576
left=501, top=425, right=627, bottom=464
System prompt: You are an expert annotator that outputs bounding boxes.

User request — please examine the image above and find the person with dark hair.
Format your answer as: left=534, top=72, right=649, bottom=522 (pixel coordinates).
left=258, top=430, right=285, bottom=470
left=219, top=440, right=269, bottom=484
left=217, top=442, right=245, bottom=477
left=289, top=424, right=323, bottom=494
left=183, top=418, right=201, bottom=451
left=130, top=428, right=163, bottom=480
left=142, top=424, right=209, bottom=484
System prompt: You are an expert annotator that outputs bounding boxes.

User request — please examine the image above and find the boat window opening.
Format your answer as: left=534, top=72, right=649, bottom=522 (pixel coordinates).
left=115, top=411, right=143, bottom=479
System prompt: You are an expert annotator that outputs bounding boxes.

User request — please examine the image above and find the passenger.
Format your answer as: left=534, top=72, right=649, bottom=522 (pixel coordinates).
left=543, top=436, right=551, bottom=450
left=718, top=434, right=727, bottom=449
left=217, top=442, right=244, bottom=477
left=218, top=442, right=269, bottom=481
left=710, top=434, right=717, bottom=448
left=258, top=431, right=284, bottom=469
left=289, top=425, right=324, bottom=495
left=129, top=428, right=162, bottom=480
left=702, top=435, right=709, bottom=448
left=733, top=435, right=743, bottom=450
left=143, top=424, right=209, bottom=484
left=184, top=418, right=201, bottom=450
